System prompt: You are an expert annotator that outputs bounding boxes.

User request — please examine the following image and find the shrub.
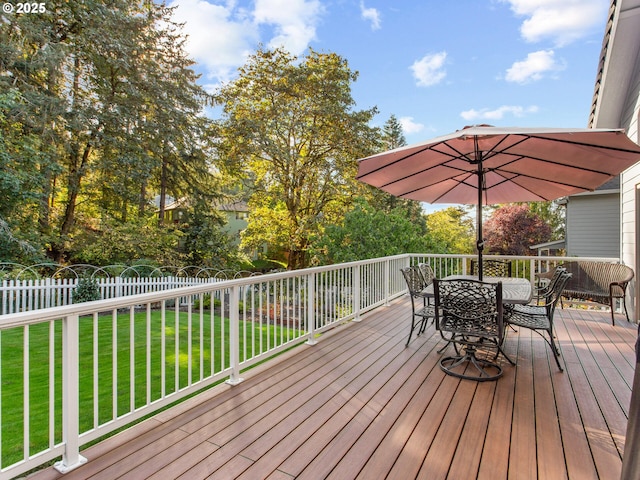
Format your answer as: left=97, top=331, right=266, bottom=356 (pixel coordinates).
left=72, top=276, right=101, bottom=303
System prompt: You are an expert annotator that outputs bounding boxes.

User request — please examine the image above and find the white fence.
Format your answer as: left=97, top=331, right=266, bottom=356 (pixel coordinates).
left=0, top=276, right=226, bottom=315
left=0, top=253, right=621, bottom=479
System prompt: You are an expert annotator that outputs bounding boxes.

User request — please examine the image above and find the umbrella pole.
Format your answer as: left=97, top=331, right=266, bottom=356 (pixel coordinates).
left=476, top=144, right=484, bottom=281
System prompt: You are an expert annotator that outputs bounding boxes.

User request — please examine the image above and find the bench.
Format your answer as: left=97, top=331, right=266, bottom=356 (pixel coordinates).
left=559, top=261, right=634, bottom=325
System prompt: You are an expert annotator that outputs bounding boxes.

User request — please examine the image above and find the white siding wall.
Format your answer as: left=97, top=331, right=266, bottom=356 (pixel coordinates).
left=566, top=193, right=621, bottom=257
left=620, top=56, right=640, bottom=321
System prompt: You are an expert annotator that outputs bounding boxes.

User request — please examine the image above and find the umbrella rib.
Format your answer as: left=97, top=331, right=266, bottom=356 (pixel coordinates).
left=355, top=143, right=446, bottom=180
left=524, top=133, right=640, bottom=155
left=488, top=166, right=608, bottom=192
left=483, top=150, right=617, bottom=177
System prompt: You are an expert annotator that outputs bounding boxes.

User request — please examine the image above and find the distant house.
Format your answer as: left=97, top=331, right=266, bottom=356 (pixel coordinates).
left=588, top=0, right=640, bottom=321
left=529, top=239, right=565, bottom=257
left=158, top=196, right=250, bottom=246
left=217, top=200, right=249, bottom=246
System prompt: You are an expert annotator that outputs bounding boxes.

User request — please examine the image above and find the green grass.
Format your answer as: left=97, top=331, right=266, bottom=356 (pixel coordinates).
left=0, top=309, right=301, bottom=467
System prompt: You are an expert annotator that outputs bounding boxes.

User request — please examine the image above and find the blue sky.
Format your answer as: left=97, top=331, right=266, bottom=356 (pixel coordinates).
left=168, top=0, right=610, bottom=212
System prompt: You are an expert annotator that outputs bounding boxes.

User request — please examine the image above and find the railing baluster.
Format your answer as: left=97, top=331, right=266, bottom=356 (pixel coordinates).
left=112, top=309, right=118, bottom=420
left=93, top=313, right=99, bottom=429
left=130, top=307, right=135, bottom=413
left=23, top=325, right=29, bottom=461
left=161, top=300, right=166, bottom=399
left=50, top=320, right=56, bottom=444
left=146, top=304, right=152, bottom=405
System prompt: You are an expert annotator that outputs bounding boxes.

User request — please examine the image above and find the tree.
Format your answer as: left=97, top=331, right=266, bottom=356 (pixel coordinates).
left=180, top=198, right=240, bottom=269
left=381, top=114, right=406, bottom=150
left=215, top=47, right=379, bottom=269
left=316, top=199, right=433, bottom=263
left=528, top=201, right=565, bottom=240
left=483, top=204, right=552, bottom=255
left=425, top=207, right=476, bottom=254
left=365, top=114, right=426, bottom=222
left=1, top=0, right=217, bottom=264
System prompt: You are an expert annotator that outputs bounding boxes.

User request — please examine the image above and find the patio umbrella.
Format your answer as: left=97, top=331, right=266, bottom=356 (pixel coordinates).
left=356, top=125, right=640, bottom=279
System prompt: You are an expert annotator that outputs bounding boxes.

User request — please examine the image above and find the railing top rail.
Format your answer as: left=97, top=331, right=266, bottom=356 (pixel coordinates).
left=0, top=253, right=623, bottom=328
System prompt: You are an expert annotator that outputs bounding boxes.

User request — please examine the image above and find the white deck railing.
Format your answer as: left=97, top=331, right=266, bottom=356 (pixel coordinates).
left=0, top=253, right=620, bottom=479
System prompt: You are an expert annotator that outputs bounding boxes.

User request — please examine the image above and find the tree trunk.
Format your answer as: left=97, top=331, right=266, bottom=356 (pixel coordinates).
left=157, top=147, right=169, bottom=226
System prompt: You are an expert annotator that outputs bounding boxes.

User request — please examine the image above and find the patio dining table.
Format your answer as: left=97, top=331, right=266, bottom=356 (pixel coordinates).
left=424, top=275, right=533, bottom=305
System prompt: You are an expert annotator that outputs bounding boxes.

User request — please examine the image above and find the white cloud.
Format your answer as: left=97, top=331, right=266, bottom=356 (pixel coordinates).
left=410, top=52, right=447, bottom=87
left=169, top=0, right=324, bottom=83
left=398, top=116, right=424, bottom=135
left=460, top=105, right=539, bottom=121
left=253, top=0, right=324, bottom=55
left=360, top=1, right=381, bottom=30
left=505, top=49, right=563, bottom=83
left=501, top=0, right=609, bottom=46
left=169, top=0, right=256, bottom=83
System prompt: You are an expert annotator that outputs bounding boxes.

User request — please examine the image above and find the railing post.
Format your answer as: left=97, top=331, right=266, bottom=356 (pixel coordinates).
left=306, top=273, right=317, bottom=345
left=353, top=264, right=361, bottom=322
left=384, top=259, right=390, bottom=306
left=225, top=285, right=244, bottom=385
left=54, top=314, right=87, bottom=474
left=529, top=258, right=536, bottom=286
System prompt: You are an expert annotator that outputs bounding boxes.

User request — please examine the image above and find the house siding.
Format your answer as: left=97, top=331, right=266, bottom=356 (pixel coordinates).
left=620, top=46, right=640, bottom=322
left=566, top=193, right=621, bottom=257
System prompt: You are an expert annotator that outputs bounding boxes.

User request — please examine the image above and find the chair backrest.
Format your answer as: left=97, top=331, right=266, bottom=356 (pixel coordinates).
left=417, top=263, right=435, bottom=286
left=401, top=267, right=425, bottom=296
left=539, top=266, right=566, bottom=299
left=471, top=259, right=512, bottom=277
left=434, top=278, right=503, bottom=342
left=546, top=271, right=573, bottom=320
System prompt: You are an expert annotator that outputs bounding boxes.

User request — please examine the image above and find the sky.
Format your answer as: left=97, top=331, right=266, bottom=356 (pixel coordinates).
left=167, top=0, right=611, bottom=212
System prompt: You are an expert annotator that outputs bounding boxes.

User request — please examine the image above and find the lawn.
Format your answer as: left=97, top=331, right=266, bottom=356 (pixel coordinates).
left=0, top=308, right=301, bottom=468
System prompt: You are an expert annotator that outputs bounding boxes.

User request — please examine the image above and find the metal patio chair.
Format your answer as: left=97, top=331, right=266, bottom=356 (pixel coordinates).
left=400, top=266, right=435, bottom=346
left=434, top=278, right=512, bottom=381
left=417, top=262, right=435, bottom=288
left=471, top=259, right=512, bottom=277
left=505, top=271, right=572, bottom=371
left=533, top=266, right=566, bottom=305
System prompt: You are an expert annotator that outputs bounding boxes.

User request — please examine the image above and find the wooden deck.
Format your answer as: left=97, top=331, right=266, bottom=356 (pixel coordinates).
left=28, top=297, right=637, bottom=480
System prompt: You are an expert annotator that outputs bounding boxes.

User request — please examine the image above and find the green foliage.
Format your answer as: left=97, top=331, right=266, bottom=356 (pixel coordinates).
left=72, top=276, right=101, bottom=303
left=425, top=207, right=476, bottom=254
left=528, top=201, right=565, bottom=240
left=316, top=199, right=433, bottom=263
left=484, top=204, right=553, bottom=255
left=1, top=0, right=216, bottom=263
left=0, top=217, right=45, bottom=264
left=180, top=198, right=240, bottom=269
left=216, top=47, right=380, bottom=269
left=71, top=216, right=184, bottom=266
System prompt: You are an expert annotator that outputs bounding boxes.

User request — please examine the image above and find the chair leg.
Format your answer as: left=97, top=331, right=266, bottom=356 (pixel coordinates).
left=406, top=319, right=416, bottom=346
left=547, top=329, right=564, bottom=371
left=610, top=294, right=616, bottom=326
left=406, top=309, right=425, bottom=346
left=624, top=297, right=631, bottom=323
